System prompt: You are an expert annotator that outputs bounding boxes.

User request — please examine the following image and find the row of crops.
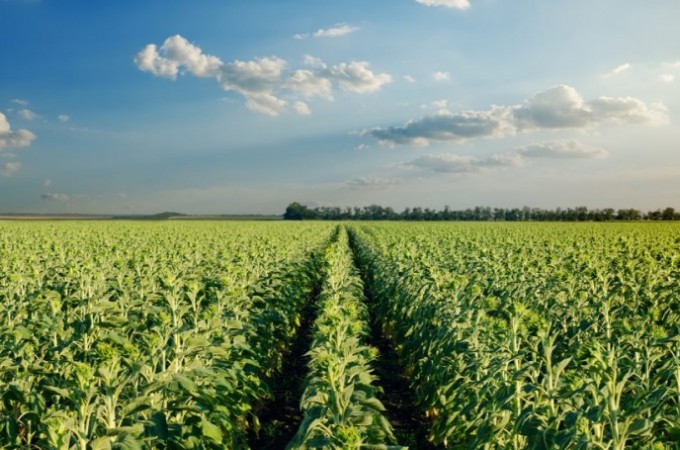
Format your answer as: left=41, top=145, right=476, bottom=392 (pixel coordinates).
left=350, top=222, right=680, bottom=449
left=2, top=220, right=680, bottom=449
left=288, top=227, right=400, bottom=449
left=0, top=221, right=335, bottom=448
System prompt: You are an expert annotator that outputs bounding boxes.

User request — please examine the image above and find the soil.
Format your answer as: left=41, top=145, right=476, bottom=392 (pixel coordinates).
left=247, top=289, right=317, bottom=450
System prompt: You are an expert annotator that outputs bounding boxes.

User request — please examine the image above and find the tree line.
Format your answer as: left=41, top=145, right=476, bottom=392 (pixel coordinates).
left=283, top=202, right=680, bottom=222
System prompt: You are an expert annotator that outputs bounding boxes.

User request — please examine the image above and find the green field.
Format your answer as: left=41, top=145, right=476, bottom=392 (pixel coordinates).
left=1, top=221, right=680, bottom=449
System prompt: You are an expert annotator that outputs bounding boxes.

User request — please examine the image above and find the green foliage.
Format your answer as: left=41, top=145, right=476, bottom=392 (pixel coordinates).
left=0, top=221, right=334, bottom=449
left=349, top=222, right=680, bottom=449
left=4, top=220, right=680, bottom=449
left=287, top=227, right=404, bottom=450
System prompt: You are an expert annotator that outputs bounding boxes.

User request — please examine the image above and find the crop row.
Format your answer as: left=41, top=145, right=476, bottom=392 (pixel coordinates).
left=288, top=226, right=401, bottom=449
left=0, top=222, right=334, bottom=449
left=349, top=222, right=680, bottom=449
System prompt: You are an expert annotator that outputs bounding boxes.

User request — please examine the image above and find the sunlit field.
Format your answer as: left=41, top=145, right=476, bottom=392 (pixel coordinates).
left=2, top=221, right=680, bottom=448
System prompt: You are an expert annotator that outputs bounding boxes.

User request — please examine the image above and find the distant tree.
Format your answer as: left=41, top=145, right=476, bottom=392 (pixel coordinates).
left=662, top=207, right=676, bottom=221
left=284, top=202, right=678, bottom=222
left=647, top=210, right=662, bottom=221
left=283, top=202, right=316, bottom=220
left=617, top=208, right=642, bottom=221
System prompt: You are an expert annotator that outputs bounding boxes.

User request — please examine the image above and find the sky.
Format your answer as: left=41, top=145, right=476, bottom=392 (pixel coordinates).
left=1, top=0, right=679, bottom=214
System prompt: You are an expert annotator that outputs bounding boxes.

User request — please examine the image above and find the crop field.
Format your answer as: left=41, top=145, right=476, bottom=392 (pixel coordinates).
left=1, top=221, right=680, bottom=449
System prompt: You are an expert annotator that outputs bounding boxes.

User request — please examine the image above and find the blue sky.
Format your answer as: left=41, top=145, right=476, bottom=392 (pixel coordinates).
left=1, top=0, right=679, bottom=214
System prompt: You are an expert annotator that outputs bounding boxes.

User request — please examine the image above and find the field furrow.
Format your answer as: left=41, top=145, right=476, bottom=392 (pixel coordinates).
left=349, top=222, right=680, bottom=449
left=287, top=226, right=403, bottom=449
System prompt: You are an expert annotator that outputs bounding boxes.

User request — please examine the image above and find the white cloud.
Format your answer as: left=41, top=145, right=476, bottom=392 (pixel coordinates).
left=293, top=101, right=311, bottom=116
left=326, top=61, right=392, bottom=93
left=134, top=35, right=222, bottom=79
left=368, top=108, right=512, bottom=146
left=402, top=152, right=522, bottom=174
left=160, top=34, right=224, bottom=78
left=0, top=112, right=37, bottom=152
left=662, top=61, right=680, bottom=70
left=218, top=57, right=289, bottom=114
left=355, top=144, right=370, bottom=151
left=303, top=55, right=327, bottom=69
left=589, top=97, right=667, bottom=125
left=404, top=75, right=416, bottom=83
left=399, top=140, right=605, bottom=175
left=602, top=63, right=631, bottom=78
left=416, top=0, right=471, bottom=10
left=286, top=69, right=334, bottom=99
left=314, top=24, right=359, bottom=38
left=42, top=178, right=52, bottom=187
left=41, top=193, right=70, bottom=202
left=137, top=35, right=392, bottom=116
left=367, top=85, right=668, bottom=146
left=134, top=44, right=180, bottom=79
left=243, top=93, right=287, bottom=116
left=295, top=23, right=359, bottom=40
left=219, top=57, right=286, bottom=94
left=659, top=74, right=675, bottom=83
left=516, top=140, right=608, bottom=159
left=346, top=177, right=403, bottom=189
left=288, top=59, right=391, bottom=96
left=18, top=108, right=38, bottom=120
left=1, top=161, right=21, bottom=177
left=11, top=99, right=29, bottom=106
left=58, top=114, right=70, bottom=122
left=433, top=71, right=451, bottom=82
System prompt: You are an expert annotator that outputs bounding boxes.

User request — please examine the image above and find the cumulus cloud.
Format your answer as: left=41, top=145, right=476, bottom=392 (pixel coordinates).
left=286, top=69, right=334, bottom=99
left=219, top=57, right=286, bottom=94
left=602, top=63, right=631, bottom=78
left=402, top=152, right=522, bottom=174
left=287, top=58, right=391, bottom=96
left=135, top=44, right=180, bottom=78
left=416, top=0, right=471, bottom=10
left=659, top=74, right=675, bottom=83
left=243, top=92, right=287, bottom=116
left=399, top=140, right=605, bottom=175
left=433, top=71, right=451, bottom=82
left=293, top=101, right=311, bottom=116
left=366, top=85, right=667, bottom=146
left=136, top=35, right=392, bottom=116
left=11, top=99, right=29, bottom=106
left=1, top=161, right=21, bottom=177
left=516, top=140, right=608, bottom=159
left=326, top=61, right=392, bottom=93
left=368, top=108, right=512, bottom=146
left=0, top=112, right=37, bottom=152
left=135, top=35, right=222, bottom=79
left=218, top=57, right=288, bottom=115
left=42, top=178, right=52, bottom=187
left=662, top=61, right=680, bottom=70
left=41, top=193, right=70, bottom=202
left=404, top=75, right=416, bottom=83
left=303, top=54, right=326, bottom=68
left=58, top=114, right=70, bottom=122
left=18, top=108, right=38, bottom=120
left=346, top=176, right=403, bottom=189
